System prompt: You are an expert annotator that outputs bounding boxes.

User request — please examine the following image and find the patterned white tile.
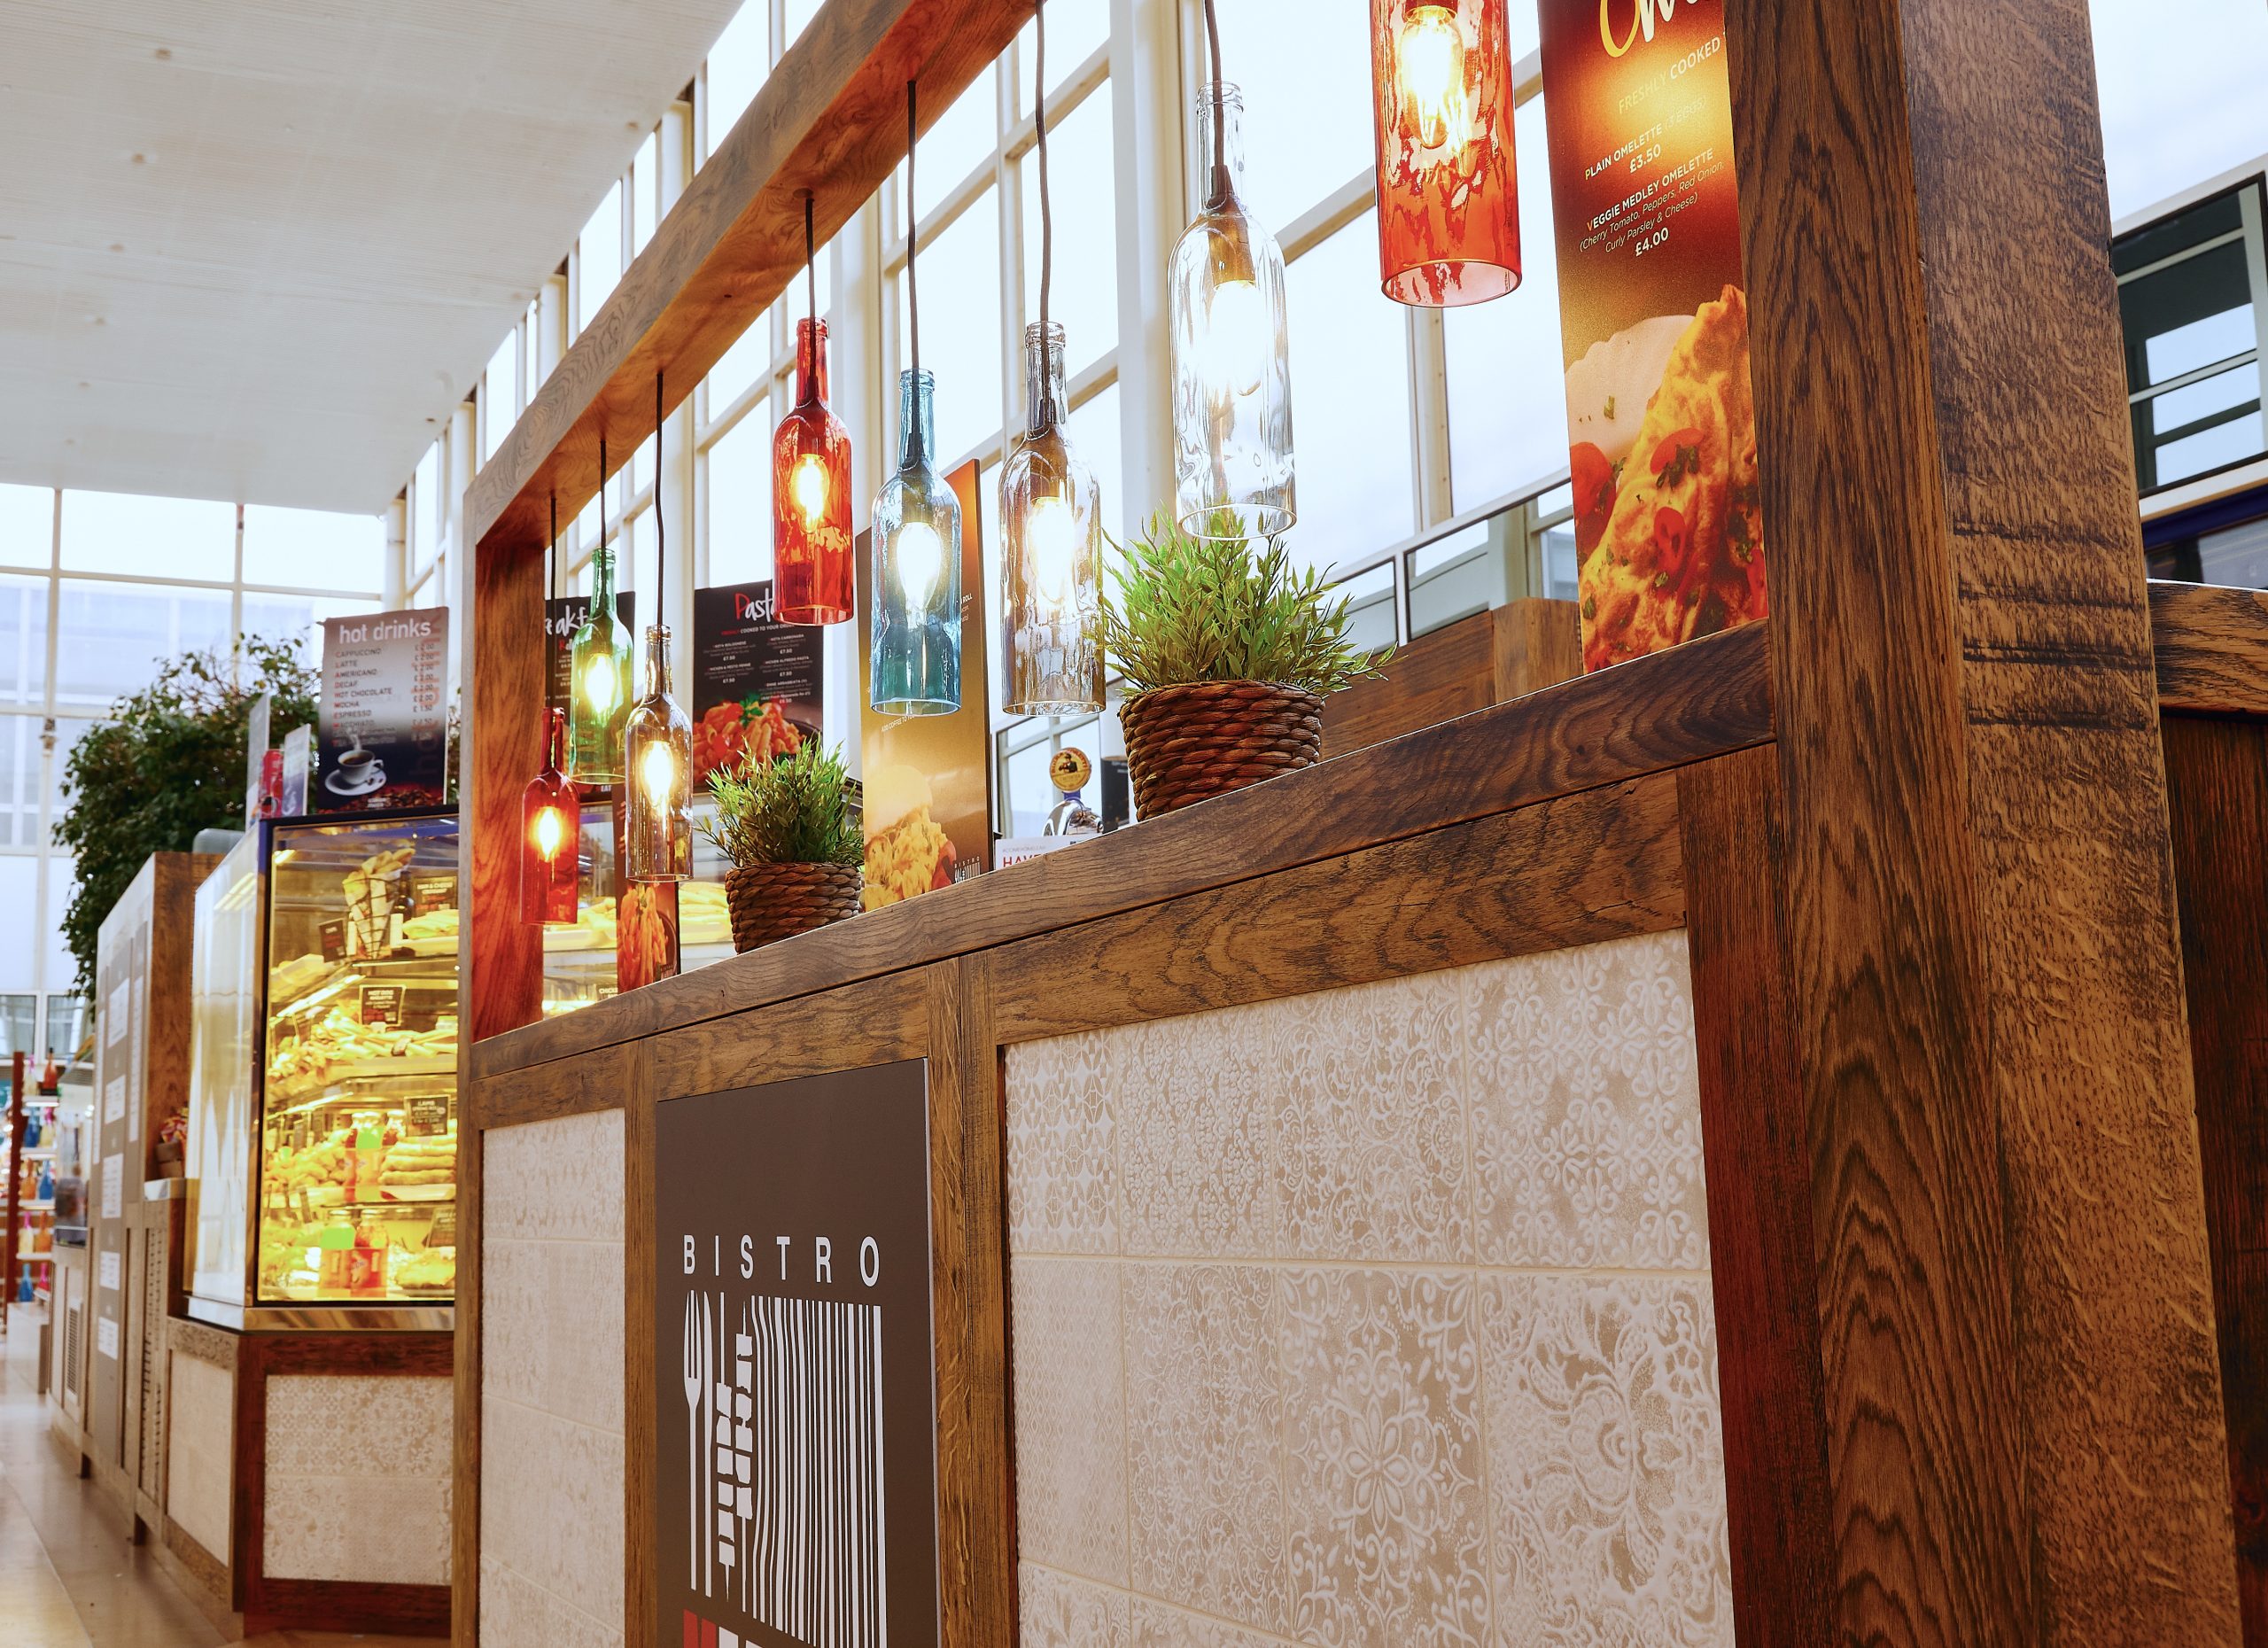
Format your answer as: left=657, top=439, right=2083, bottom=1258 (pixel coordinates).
left=264, top=1473, right=451, bottom=1584
left=482, top=1395, right=625, bottom=1629
left=1479, top=1274, right=1732, bottom=1648
left=1118, top=1011, right=1279, bottom=1258
left=1021, top=1563, right=1130, bottom=1648
left=1123, top=1263, right=1288, bottom=1635
left=1274, top=973, right=1473, bottom=1263
left=1130, top=1598, right=1293, bottom=1648
left=485, top=1108, right=627, bottom=1245
left=1279, top=1268, right=1491, bottom=1647
left=267, top=1372, right=453, bottom=1479
left=166, top=1351, right=233, bottom=1563
left=485, top=1238, right=626, bottom=1434
left=1011, top=1256, right=1128, bottom=1584
left=1006, top=1033, right=1121, bottom=1254
left=1462, top=931, right=1711, bottom=1271
left=480, top=1554, right=625, bottom=1648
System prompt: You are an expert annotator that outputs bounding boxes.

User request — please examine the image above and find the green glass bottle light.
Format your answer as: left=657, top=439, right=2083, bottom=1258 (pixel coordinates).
left=567, top=438, right=633, bottom=785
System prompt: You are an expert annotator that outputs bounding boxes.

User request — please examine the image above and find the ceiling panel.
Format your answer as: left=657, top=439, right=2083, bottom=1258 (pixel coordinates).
left=0, top=0, right=745, bottom=513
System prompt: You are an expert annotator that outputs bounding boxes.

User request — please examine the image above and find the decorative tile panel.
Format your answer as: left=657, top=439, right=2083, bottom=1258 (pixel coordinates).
left=1123, top=1263, right=1289, bottom=1635
left=1011, top=1257, right=1129, bottom=1583
left=1001, top=929, right=1729, bottom=1646
left=481, top=1109, right=628, bottom=1646
left=1005, top=1031, right=1121, bottom=1254
left=166, top=1349, right=233, bottom=1563
left=1463, top=932, right=1710, bottom=1271
left=1020, top=1563, right=1131, bottom=1648
left=1279, top=1268, right=1491, bottom=1647
left=1480, top=1275, right=1732, bottom=1648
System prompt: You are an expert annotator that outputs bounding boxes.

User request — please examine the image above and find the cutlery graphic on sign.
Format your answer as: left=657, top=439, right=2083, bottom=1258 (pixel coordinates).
left=680, top=1294, right=701, bottom=1592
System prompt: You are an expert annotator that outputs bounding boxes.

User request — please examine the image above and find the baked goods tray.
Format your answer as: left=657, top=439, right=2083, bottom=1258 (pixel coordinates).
left=377, top=1184, right=455, bottom=1201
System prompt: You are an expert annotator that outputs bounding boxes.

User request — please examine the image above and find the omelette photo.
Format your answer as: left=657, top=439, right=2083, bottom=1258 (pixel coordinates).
left=1573, top=285, right=1767, bottom=671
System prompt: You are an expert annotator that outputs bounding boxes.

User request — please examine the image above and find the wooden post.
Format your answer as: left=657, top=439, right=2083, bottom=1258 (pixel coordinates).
left=1716, top=0, right=2242, bottom=1643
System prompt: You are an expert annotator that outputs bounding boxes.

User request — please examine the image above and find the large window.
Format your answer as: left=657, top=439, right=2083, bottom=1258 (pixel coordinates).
left=0, top=481, right=384, bottom=1053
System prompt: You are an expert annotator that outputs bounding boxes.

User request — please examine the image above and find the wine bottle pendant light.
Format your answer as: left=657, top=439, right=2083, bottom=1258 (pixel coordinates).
left=566, top=438, right=633, bottom=784
left=999, top=0, right=1104, bottom=715
left=1368, top=0, right=1519, bottom=306
left=773, top=197, right=856, bottom=625
left=871, top=78, right=966, bottom=716
left=520, top=494, right=580, bottom=926
left=625, top=369, right=693, bottom=882
left=1168, top=0, right=1294, bottom=540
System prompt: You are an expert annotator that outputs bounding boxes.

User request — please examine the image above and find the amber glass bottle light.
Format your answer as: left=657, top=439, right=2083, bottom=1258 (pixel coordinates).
left=1368, top=0, right=1520, bottom=307
left=772, top=197, right=855, bottom=625
left=520, top=706, right=579, bottom=925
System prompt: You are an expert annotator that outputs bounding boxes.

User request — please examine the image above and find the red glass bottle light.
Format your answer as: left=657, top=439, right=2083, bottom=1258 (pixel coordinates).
left=520, top=706, right=579, bottom=926
left=772, top=316, right=855, bottom=625
left=1368, top=0, right=1519, bottom=307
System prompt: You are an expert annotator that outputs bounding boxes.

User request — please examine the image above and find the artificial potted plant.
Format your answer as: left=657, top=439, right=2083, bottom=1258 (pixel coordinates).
left=700, top=740, right=864, bottom=952
left=1103, top=510, right=1388, bottom=818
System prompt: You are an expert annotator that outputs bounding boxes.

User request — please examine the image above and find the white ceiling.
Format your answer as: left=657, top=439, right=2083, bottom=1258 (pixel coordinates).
left=0, top=0, right=743, bottom=516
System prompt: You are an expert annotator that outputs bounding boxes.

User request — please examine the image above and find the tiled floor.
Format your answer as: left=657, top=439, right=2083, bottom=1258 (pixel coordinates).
left=0, top=1307, right=436, bottom=1648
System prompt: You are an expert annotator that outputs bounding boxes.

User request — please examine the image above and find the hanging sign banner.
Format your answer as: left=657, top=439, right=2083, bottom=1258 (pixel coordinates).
left=654, top=1061, right=939, bottom=1648
left=317, top=609, right=450, bottom=811
left=1537, top=0, right=1767, bottom=672
left=855, top=463, right=994, bottom=910
left=688, top=580, right=824, bottom=790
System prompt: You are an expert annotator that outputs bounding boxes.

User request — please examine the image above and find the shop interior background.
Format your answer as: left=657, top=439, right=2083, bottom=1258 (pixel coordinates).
left=2, top=0, right=2263, bottom=1066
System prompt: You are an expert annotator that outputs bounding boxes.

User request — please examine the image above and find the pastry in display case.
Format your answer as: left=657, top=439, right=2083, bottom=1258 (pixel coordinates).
left=540, top=800, right=734, bottom=1015
left=255, top=812, right=459, bottom=1306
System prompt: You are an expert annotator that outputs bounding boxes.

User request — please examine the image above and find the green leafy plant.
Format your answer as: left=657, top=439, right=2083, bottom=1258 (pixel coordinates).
left=698, top=740, right=862, bottom=868
left=1100, top=509, right=1391, bottom=696
left=56, top=638, right=319, bottom=997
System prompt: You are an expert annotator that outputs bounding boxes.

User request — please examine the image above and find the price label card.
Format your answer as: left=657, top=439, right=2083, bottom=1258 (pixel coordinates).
left=100, top=1154, right=123, bottom=1219
left=320, top=919, right=346, bottom=961
left=99, top=1250, right=121, bottom=1291
left=425, top=1207, right=457, bottom=1249
left=359, top=984, right=405, bottom=1027
left=407, top=1096, right=449, bottom=1136
left=97, top=1318, right=120, bottom=1360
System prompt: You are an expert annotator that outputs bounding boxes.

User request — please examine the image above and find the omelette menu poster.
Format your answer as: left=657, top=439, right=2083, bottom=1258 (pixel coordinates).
left=1538, top=0, right=1767, bottom=672
left=317, top=608, right=449, bottom=811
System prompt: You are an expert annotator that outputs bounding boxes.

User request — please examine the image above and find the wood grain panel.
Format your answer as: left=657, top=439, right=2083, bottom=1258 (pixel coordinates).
left=453, top=1119, right=481, bottom=1648
left=473, top=1039, right=641, bottom=1129
left=465, top=528, right=546, bottom=1045
left=2153, top=580, right=2268, bottom=716
left=475, top=619, right=1772, bottom=1079
left=1320, top=610, right=1495, bottom=758
left=924, top=957, right=1015, bottom=1648
left=1676, top=747, right=1835, bottom=1648
left=645, top=983, right=928, bottom=1100
left=990, top=774, right=1682, bottom=1043
left=1492, top=596, right=1583, bottom=701
left=625, top=1043, right=656, bottom=1648
left=2163, top=714, right=2268, bottom=1643
left=466, top=0, right=1032, bottom=557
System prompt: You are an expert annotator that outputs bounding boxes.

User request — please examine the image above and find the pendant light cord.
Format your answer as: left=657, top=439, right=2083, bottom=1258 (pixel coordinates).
left=597, top=436, right=608, bottom=559
left=654, top=369, right=665, bottom=632
left=1036, top=0, right=1051, bottom=354
left=548, top=493, right=556, bottom=602
left=804, top=194, right=818, bottom=341
left=906, top=81, right=920, bottom=379
left=1203, top=0, right=1225, bottom=192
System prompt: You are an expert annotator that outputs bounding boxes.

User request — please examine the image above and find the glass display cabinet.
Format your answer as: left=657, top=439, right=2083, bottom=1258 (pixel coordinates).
left=540, top=800, right=734, bottom=1014
left=186, top=810, right=459, bottom=1328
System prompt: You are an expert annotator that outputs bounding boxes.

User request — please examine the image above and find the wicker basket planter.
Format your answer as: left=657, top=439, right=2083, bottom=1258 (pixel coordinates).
left=723, top=861, right=863, bottom=952
left=1118, top=680, right=1325, bottom=819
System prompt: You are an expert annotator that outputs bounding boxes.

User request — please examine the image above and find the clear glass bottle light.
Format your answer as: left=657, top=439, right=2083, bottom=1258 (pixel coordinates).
left=623, top=625, right=692, bottom=882
left=1169, top=84, right=1294, bottom=540
left=1000, top=323, right=1103, bottom=715
left=567, top=543, right=633, bottom=785
left=870, top=369, right=964, bottom=715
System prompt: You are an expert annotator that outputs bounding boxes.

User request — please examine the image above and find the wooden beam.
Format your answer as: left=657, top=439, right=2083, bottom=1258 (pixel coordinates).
left=1727, top=0, right=2239, bottom=1642
left=472, top=618, right=1774, bottom=1078
left=2152, top=579, right=2268, bottom=716
left=466, top=0, right=1032, bottom=558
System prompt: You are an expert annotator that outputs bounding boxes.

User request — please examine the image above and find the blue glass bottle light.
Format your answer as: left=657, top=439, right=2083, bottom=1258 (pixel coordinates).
left=869, top=367, right=963, bottom=715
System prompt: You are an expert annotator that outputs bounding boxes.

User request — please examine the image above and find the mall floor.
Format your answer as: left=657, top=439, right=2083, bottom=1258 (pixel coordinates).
left=0, top=1308, right=433, bottom=1648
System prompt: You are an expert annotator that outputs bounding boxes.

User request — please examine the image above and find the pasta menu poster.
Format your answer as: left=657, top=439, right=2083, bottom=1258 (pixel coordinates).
left=1537, top=0, right=1767, bottom=671
left=688, top=581, right=824, bottom=789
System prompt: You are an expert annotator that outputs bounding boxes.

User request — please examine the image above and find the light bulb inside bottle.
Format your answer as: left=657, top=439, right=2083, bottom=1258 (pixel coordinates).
left=532, top=805, right=565, bottom=861
left=638, top=736, right=680, bottom=804
left=581, top=652, right=618, bottom=716
left=1202, top=275, right=1268, bottom=400
left=895, top=519, right=946, bottom=611
left=1026, top=494, right=1078, bottom=611
left=792, top=454, right=831, bottom=529
left=1397, top=4, right=1469, bottom=152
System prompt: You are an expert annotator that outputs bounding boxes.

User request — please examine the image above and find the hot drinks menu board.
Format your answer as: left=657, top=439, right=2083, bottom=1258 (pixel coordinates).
left=689, top=581, right=824, bottom=789
left=1538, top=0, right=1767, bottom=672
left=543, top=592, right=637, bottom=721
left=317, top=609, right=450, bottom=811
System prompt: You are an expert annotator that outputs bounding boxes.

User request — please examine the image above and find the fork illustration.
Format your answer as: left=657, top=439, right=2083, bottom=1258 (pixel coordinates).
left=702, top=1291, right=715, bottom=1598
left=680, top=1293, right=701, bottom=1592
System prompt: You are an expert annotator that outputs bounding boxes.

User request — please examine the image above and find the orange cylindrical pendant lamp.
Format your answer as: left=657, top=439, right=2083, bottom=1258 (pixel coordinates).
left=520, top=707, right=579, bottom=925
left=1368, top=0, right=1519, bottom=307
